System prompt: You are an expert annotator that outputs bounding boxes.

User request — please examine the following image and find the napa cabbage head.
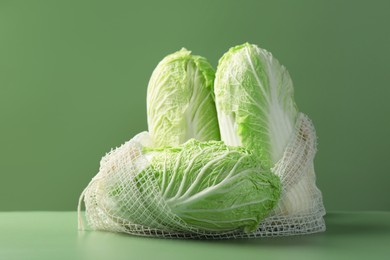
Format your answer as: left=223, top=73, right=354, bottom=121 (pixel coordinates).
left=214, top=43, right=298, bottom=169
left=147, top=48, right=220, bottom=147
left=105, top=137, right=281, bottom=234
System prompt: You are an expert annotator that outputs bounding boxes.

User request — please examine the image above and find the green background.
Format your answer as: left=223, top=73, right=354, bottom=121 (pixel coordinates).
left=1, top=0, right=389, bottom=211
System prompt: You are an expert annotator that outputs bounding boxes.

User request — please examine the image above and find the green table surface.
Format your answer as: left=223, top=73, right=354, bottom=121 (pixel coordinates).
left=0, top=212, right=389, bottom=260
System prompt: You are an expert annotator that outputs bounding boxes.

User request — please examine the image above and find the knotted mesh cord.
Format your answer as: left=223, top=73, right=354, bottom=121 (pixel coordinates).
left=78, top=113, right=325, bottom=239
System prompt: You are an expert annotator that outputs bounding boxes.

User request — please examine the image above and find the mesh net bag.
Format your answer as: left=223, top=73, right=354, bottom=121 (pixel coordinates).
left=78, top=113, right=325, bottom=239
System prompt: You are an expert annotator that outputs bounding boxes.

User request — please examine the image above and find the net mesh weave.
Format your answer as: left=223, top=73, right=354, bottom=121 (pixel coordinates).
left=78, top=113, right=325, bottom=239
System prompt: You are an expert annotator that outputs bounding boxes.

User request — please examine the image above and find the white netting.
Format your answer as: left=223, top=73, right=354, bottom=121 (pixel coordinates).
left=78, top=113, right=325, bottom=239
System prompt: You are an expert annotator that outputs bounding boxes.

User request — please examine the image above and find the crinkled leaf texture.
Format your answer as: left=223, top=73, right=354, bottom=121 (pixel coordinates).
left=147, top=48, right=220, bottom=147
left=139, top=138, right=281, bottom=233
left=90, top=133, right=281, bottom=234
left=214, top=43, right=325, bottom=218
left=214, top=43, right=297, bottom=169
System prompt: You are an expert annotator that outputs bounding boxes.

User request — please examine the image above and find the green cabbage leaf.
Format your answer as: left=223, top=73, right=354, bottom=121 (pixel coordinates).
left=106, top=138, right=281, bottom=234
left=214, top=43, right=298, bottom=169
left=147, top=48, right=220, bottom=147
